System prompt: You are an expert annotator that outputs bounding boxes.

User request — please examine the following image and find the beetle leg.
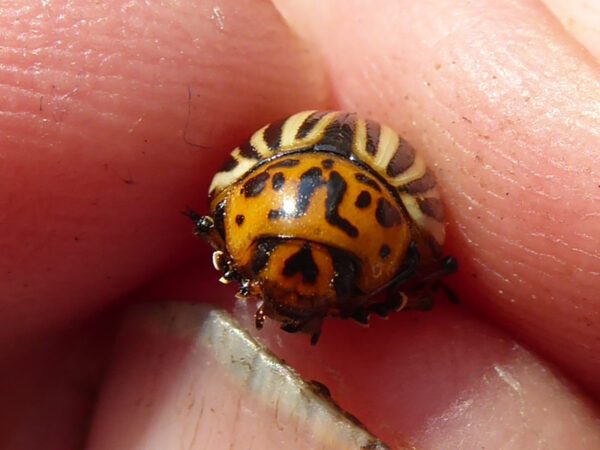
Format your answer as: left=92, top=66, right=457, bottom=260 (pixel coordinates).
left=431, top=281, right=460, bottom=304
left=350, top=308, right=370, bottom=326
left=236, top=280, right=251, bottom=299
left=310, top=331, right=321, bottom=346
left=419, top=255, right=458, bottom=283
left=183, top=207, right=223, bottom=249
left=375, top=290, right=409, bottom=316
left=402, top=293, right=435, bottom=311
left=353, top=241, right=421, bottom=308
left=183, top=207, right=213, bottom=234
left=218, top=267, right=244, bottom=285
left=280, top=322, right=300, bottom=333
left=212, top=250, right=228, bottom=271
left=442, top=256, right=459, bottom=275
left=379, top=241, right=420, bottom=298
left=384, top=246, right=458, bottom=311
left=352, top=290, right=409, bottom=325
left=346, top=242, right=420, bottom=324
left=422, top=258, right=460, bottom=304
left=390, top=241, right=421, bottom=285
left=255, top=304, right=266, bottom=330
left=280, top=317, right=323, bottom=345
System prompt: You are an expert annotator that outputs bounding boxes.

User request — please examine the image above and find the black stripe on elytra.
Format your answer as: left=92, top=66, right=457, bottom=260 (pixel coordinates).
left=282, top=242, right=319, bottom=284
left=354, top=190, right=371, bottom=209
left=401, top=169, right=437, bottom=194
left=213, top=201, right=227, bottom=240
left=242, top=172, right=270, bottom=198
left=379, top=244, right=391, bottom=260
left=263, top=118, right=285, bottom=151
left=250, top=237, right=283, bottom=275
left=375, top=198, right=403, bottom=228
left=313, top=114, right=355, bottom=157
left=325, top=171, right=359, bottom=238
left=271, top=172, right=285, bottom=191
left=386, top=138, right=416, bottom=177
left=239, top=140, right=261, bottom=159
left=418, top=197, right=444, bottom=221
left=321, top=158, right=335, bottom=169
left=296, top=111, right=329, bottom=139
left=365, top=119, right=381, bottom=156
left=219, top=155, right=238, bottom=172
left=295, top=167, right=326, bottom=216
left=328, top=246, right=360, bottom=301
left=268, top=158, right=300, bottom=169
left=354, top=173, right=382, bottom=192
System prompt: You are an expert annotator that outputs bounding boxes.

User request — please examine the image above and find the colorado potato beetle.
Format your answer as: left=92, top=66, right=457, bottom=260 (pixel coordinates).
left=186, top=111, right=457, bottom=344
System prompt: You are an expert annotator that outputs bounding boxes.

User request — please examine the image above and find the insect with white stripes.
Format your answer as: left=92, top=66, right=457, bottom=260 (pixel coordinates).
left=186, top=111, right=457, bottom=344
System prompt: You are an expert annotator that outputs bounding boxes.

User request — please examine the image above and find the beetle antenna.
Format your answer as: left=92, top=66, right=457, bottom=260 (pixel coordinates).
left=434, top=281, right=460, bottom=304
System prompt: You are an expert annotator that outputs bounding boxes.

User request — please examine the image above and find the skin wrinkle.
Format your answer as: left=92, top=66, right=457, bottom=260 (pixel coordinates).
left=457, top=170, right=596, bottom=266
left=479, top=225, right=572, bottom=270
left=542, top=0, right=600, bottom=60
left=438, top=33, right=596, bottom=179
left=455, top=217, right=581, bottom=295
left=530, top=232, right=600, bottom=264
left=392, top=53, right=595, bottom=235
left=470, top=256, right=512, bottom=286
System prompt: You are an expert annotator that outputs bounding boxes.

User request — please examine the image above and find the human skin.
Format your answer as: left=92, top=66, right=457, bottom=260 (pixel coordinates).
left=1, top=0, right=599, bottom=448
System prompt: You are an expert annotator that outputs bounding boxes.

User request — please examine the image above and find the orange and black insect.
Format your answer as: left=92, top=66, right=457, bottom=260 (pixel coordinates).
left=186, top=111, right=457, bottom=344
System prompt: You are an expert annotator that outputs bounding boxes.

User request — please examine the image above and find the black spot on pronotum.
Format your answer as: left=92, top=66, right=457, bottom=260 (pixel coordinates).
left=282, top=242, right=319, bottom=284
left=268, top=209, right=280, bottom=220
left=365, top=119, right=381, bottom=156
left=354, top=173, right=382, bottom=192
left=402, top=169, right=437, bottom=194
left=268, top=158, right=300, bottom=169
left=321, top=158, right=334, bottom=169
left=386, top=138, right=415, bottom=177
left=354, top=190, right=371, bottom=209
left=235, top=214, right=245, bottom=226
left=219, top=155, right=238, bottom=172
left=418, top=197, right=444, bottom=221
left=242, top=172, right=269, bottom=198
left=295, top=167, right=326, bottom=216
left=379, top=244, right=391, bottom=259
left=263, top=119, right=285, bottom=150
left=325, top=171, right=359, bottom=238
left=375, top=198, right=403, bottom=228
left=239, top=140, right=260, bottom=159
left=250, top=238, right=282, bottom=275
left=272, top=172, right=285, bottom=191
left=296, top=111, right=329, bottom=139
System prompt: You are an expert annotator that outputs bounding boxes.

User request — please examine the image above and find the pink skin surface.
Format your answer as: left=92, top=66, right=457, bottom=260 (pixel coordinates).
left=1, top=0, right=600, bottom=448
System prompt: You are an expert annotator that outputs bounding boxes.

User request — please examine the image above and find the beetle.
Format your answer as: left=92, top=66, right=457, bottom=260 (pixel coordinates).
left=186, top=111, right=457, bottom=344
